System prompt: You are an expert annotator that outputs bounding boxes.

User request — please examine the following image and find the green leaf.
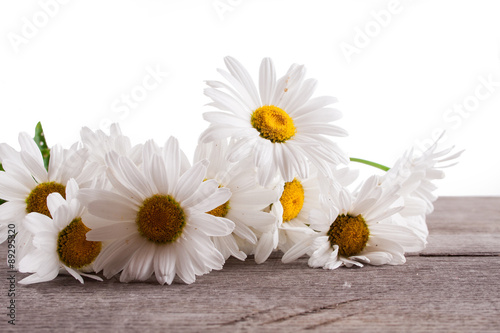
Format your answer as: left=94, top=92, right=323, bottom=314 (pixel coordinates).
left=34, top=122, right=50, bottom=170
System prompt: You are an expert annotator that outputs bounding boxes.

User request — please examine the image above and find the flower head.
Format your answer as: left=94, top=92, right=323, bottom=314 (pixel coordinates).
left=380, top=139, right=463, bottom=250
left=195, top=140, right=280, bottom=263
left=79, top=137, right=235, bottom=284
left=282, top=175, right=423, bottom=269
left=200, top=57, right=348, bottom=186
left=18, top=179, right=103, bottom=284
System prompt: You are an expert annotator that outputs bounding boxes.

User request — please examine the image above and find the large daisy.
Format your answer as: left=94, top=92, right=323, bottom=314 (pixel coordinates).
left=0, top=133, right=100, bottom=264
left=195, top=140, right=280, bottom=263
left=200, top=56, right=348, bottom=187
left=282, top=175, right=423, bottom=269
left=18, top=179, right=103, bottom=284
left=380, top=139, right=463, bottom=250
left=79, top=137, right=235, bottom=284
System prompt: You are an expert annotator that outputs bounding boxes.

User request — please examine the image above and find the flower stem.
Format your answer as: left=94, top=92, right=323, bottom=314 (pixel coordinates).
left=349, top=157, right=390, bottom=171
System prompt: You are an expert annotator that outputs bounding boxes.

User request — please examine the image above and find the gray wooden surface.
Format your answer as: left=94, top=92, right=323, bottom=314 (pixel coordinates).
left=1, top=197, right=499, bottom=332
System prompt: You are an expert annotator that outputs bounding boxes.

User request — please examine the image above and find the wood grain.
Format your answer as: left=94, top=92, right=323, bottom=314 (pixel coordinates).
left=1, top=197, right=499, bottom=332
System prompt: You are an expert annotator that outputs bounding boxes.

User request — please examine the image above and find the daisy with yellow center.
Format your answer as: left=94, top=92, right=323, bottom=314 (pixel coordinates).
left=19, top=179, right=103, bottom=284
left=282, top=175, right=423, bottom=269
left=200, top=56, right=348, bottom=187
left=79, top=137, right=235, bottom=285
left=0, top=132, right=101, bottom=266
left=272, top=176, right=319, bottom=253
left=195, top=140, right=280, bottom=264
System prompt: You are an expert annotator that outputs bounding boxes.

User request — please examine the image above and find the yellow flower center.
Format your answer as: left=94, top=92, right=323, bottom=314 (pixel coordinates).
left=26, top=182, right=66, bottom=217
left=251, top=105, right=296, bottom=143
left=206, top=200, right=230, bottom=217
left=327, top=214, right=370, bottom=257
left=57, top=218, right=101, bottom=269
left=136, top=194, right=186, bottom=244
left=280, top=179, right=305, bottom=222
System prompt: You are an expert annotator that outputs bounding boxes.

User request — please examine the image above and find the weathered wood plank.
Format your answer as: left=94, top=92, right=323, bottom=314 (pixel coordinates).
left=1, top=256, right=499, bottom=332
left=0, top=197, right=499, bottom=332
left=420, top=197, right=500, bottom=256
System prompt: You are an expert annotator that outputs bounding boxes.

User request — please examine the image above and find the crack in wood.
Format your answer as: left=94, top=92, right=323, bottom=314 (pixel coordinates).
left=419, top=253, right=500, bottom=257
left=304, top=312, right=359, bottom=330
left=262, top=297, right=366, bottom=325
left=217, top=308, right=275, bottom=326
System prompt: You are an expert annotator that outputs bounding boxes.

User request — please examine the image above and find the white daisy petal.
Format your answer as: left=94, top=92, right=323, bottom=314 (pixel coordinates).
left=259, top=57, right=276, bottom=105
left=64, top=266, right=85, bottom=284
left=224, top=56, right=260, bottom=108
left=154, top=247, right=176, bottom=285
left=121, top=241, right=156, bottom=282
left=254, top=231, right=276, bottom=264
left=173, top=160, right=208, bottom=202
left=0, top=172, right=31, bottom=201
left=189, top=214, right=234, bottom=237
left=282, top=236, right=315, bottom=263
left=20, top=150, right=48, bottom=184
left=87, top=200, right=137, bottom=222
left=86, top=222, right=137, bottom=241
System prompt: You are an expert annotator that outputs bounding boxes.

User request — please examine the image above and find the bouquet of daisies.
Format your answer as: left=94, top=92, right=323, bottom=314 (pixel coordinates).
left=0, top=57, right=461, bottom=285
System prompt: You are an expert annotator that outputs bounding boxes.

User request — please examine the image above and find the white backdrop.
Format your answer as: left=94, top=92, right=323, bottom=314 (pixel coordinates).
left=1, top=0, right=499, bottom=196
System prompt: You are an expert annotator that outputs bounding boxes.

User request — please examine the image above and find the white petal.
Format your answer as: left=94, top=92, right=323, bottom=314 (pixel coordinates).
left=86, top=222, right=137, bottom=241
left=259, top=57, right=276, bottom=105
left=190, top=214, right=235, bottom=237
left=87, top=200, right=137, bottom=222
left=254, top=231, right=276, bottom=264
left=173, top=160, right=208, bottom=203
left=282, top=236, right=315, bottom=263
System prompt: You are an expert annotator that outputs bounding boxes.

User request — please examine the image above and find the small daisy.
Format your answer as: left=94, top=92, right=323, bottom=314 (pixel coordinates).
left=200, top=56, right=348, bottom=186
left=79, top=137, right=235, bottom=284
left=195, top=140, right=280, bottom=263
left=0, top=133, right=101, bottom=264
left=18, top=179, right=103, bottom=284
left=380, top=139, right=463, bottom=249
left=80, top=123, right=143, bottom=168
left=282, top=175, right=423, bottom=269
left=273, top=174, right=320, bottom=253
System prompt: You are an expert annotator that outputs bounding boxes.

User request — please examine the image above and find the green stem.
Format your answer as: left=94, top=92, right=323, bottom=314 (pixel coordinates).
left=349, top=157, right=390, bottom=172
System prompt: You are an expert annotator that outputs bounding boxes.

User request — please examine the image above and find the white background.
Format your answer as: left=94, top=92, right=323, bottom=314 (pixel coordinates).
left=1, top=0, right=499, bottom=196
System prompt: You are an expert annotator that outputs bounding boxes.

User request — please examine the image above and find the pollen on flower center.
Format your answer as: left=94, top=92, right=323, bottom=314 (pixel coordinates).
left=327, top=214, right=369, bottom=257
left=57, top=218, right=101, bottom=269
left=136, top=194, right=186, bottom=244
left=280, top=179, right=304, bottom=222
left=26, top=182, right=66, bottom=217
left=251, top=105, right=296, bottom=143
left=206, top=201, right=230, bottom=218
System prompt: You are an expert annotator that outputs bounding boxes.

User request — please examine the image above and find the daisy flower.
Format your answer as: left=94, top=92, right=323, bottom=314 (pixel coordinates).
left=80, top=123, right=143, bottom=168
left=195, top=140, right=280, bottom=263
left=18, top=179, right=103, bottom=284
left=282, top=175, right=423, bottom=269
left=200, top=56, right=348, bottom=187
left=79, top=137, right=235, bottom=285
left=380, top=138, right=463, bottom=250
left=0, top=133, right=100, bottom=264
left=273, top=174, right=320, bottom=253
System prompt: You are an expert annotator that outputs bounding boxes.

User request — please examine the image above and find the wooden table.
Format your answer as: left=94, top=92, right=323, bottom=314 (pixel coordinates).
left=1, top=197, right=499, bottom=332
